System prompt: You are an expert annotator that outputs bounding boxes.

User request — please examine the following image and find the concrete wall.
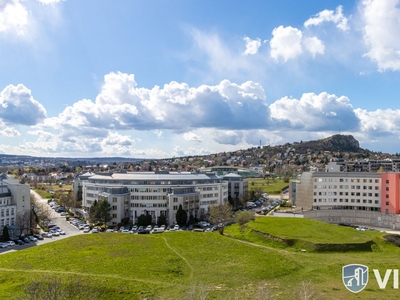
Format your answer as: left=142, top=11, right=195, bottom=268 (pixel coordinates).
left=304, top=210, right=400, bottom=230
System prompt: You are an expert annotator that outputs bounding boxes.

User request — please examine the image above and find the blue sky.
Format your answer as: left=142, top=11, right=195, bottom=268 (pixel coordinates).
left=1, top=0, right=400, bottom=158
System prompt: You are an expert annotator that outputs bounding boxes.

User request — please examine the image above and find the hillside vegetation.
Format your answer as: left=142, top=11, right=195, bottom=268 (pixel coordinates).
left=0, top=218, right=400, bottom=299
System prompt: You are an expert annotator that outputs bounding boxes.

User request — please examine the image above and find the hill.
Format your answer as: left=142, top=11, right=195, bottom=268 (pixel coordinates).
left=1, top=218, right=400, bottom=299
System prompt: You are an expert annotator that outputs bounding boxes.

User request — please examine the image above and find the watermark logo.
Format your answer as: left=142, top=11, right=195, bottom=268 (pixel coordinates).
left=342, top=264, right=369, bottom=293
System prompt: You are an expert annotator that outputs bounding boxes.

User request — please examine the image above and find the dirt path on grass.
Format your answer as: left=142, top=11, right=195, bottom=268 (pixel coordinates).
left=162, top=237, right=194, bottom=280
left=224, top=235, right=299, bottom=255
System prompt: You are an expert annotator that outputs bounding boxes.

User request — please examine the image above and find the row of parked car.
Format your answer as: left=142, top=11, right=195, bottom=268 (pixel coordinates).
left=0, top=234, right=45, bottom=248
left=49, top=201, right=67, bottom=216
left=256, top=200, right=282, bottom=215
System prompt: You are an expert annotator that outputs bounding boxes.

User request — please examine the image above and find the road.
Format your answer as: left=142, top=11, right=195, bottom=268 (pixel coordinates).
left=0, top=190, right=83, bottom=255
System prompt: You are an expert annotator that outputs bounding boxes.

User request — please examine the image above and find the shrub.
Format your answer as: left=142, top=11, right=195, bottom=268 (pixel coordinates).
left=235, top=210, right=255, bottom=226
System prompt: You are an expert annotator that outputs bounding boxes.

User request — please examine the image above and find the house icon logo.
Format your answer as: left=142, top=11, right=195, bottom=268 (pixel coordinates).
left=342, top=264, right=369, bottom=293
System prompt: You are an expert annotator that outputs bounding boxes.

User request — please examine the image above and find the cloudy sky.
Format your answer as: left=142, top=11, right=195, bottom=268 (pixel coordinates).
left=1, top=0, right=400, bottom=158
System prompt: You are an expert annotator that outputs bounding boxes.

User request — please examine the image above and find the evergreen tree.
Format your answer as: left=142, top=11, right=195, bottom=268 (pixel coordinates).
left=89, top=200, right=99, bottom=223
left=157, top=214, right=167, bottom=227
left=97, top=200, right=112, bottom=226
left=175, top=204, right=187, bottom=226
left=2, top=226, right=10, bottom=241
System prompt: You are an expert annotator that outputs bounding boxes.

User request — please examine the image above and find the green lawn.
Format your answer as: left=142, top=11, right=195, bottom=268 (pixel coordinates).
left=247, top=178, right=289, bottom=195
left=1, top=219, right=400, bottom=299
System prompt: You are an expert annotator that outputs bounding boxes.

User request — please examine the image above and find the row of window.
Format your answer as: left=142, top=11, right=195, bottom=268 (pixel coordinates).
left=315, top=185, right=379, bottom=190
left=90, top=180, right=220, bottom=185
left=131, top=195, right=167, bottom=200
left=130, top=203, right=168, bottom=208
left=315, top=178, right=380, bottom=183
left=314, top=198, right=379, bottom=204
left=315, top=191, right=379, bottom=197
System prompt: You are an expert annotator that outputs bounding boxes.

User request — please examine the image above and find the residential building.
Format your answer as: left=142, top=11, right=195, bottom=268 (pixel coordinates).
left=222, top=173, right=248, bottom=200
left=0, top=173, right=30, bottom=238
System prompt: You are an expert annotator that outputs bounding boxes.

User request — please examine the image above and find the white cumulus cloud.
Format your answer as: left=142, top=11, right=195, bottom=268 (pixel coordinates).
left=304, top=5, right=349, bottom=31
left=269, top=26, right=324, bottom=62
left=270, top=92, right=359, bottom=131
left=0, top=84, right=47, bottom=125
left=361, top=0, right=400, bottom=71
left=0, top=0, right=29, bottom=35
left=243, top=36, right=261, bottom=55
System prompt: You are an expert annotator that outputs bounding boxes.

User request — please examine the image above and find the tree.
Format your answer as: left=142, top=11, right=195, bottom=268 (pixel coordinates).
left=137, top=214, right=152, bottom=226
left=175, top=204, right=187, bottom=226
left=89, top=200, right=99, bottom=223
left=2, top=226, right=10, bottom=241
left=96, top=200, right=112, bottom=226
left=235, top=210, right=255, bottom=226
left=157, top=214, right=167, bottom=227
left=208, top=202, right=233, bottom=235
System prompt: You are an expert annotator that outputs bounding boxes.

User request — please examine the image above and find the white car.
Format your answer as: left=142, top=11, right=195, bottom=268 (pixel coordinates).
left=83, top=227, right=90, bottom=233
left=0, top=243, right=8, bottom=248
left=60, top=230, right=66, bottom=235
left=6, top=241, right=15, bottom=246
left=146, top=225, right=152, bottom=231
left=52, top=231, right=60, bottom=236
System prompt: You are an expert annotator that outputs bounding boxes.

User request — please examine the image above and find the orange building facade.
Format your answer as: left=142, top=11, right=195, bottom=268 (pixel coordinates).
left=381, top=173, right=400, bottom=214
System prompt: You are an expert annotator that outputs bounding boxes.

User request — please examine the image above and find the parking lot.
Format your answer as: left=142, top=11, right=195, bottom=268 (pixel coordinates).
left=0, top=192, right=83, bottom=255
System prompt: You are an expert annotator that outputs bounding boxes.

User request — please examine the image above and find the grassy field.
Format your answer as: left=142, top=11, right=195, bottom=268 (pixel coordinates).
left=1, top=218, right=400, bottom=299
left=247, top=178, right=289, bottom=195
left=34, top=184, right=73, bottom=199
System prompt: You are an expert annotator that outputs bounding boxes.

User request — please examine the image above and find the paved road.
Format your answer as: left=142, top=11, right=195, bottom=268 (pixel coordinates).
left=0, top=190, right=83, bottom=255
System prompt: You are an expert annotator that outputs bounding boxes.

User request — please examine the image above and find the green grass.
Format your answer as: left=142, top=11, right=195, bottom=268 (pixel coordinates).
left=247, top=178, right=288, bottom=195
left=1, top=220, right=400, bottom=299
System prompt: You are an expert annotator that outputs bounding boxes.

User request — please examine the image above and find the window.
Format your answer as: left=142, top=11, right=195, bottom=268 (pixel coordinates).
left=386, top=202, right=389, bottom=206
left=386, top=180, right=389, bottom=184
left=112, top=206, right=117, bottom=210
left=112, top=214, right=117, bottom=218
left=386, top=187, right=389, bottom=191
left=113, top=198, right=117, bottom=202
left=386, top=195, right=389, bottom=199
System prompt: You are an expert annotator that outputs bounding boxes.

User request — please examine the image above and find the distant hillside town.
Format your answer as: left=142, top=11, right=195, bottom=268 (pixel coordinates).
left=2, top=134, right=400, bottom=237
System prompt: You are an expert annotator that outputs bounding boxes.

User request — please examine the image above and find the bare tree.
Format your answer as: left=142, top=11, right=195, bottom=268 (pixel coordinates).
left=16, top=210, right=31, bottom=236
left=18, top=277, right=104, bottom=300
left=208, top=202, right=233, bottom=235
left=295, top=280, right=319, bottom=300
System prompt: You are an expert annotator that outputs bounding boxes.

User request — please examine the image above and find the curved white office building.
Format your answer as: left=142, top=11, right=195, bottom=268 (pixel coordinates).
left=82, top=171, right=229, bottom=226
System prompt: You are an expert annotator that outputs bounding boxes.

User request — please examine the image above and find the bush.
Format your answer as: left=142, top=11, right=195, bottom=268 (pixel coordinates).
left=235, top=210, right=255, bottom=226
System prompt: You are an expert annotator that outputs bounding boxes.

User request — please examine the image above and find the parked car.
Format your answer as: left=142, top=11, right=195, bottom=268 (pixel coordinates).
left=105, top=229, right=114, bottom=233
left=83, top=227, right=90, bottom=233
left=173, top=225, right=180, bottom=231
left=34, top=234, right=44, bottom=240
left=17, top=240, right=24, bottom=245
left=28, top=236, right=37, bottom=242
left=132, top=225, right=138, bottom=231
left=6, top=241, right=15, bottom=246
left=145, top=225, right=152, bottom=231
left=59, top=230, right=66, bottom=235
left=52, top=231, right=60, bottom=236
left=92, top=228, right=99, bottom=233
left=0, top=243, right=8, bottom=248
left=23, top=237, right=30, bottom=243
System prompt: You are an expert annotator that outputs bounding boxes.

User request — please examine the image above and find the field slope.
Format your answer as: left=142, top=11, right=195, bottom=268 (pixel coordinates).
left=0, top=219, right=400, bottom=299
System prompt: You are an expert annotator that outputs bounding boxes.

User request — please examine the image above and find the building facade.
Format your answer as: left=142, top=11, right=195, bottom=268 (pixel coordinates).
left=0, top=174, right=31, bottom=238
left=82, top=171, right=229, bottom=226
left=292, top=171, right=400, bottom=215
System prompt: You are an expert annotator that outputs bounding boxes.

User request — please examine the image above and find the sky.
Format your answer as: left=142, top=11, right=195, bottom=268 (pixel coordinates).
left=1, top=0, right=400, bottom=158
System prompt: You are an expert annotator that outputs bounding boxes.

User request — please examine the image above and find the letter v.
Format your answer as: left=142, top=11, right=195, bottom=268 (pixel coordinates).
left=374, top=269, right=392, bottom=289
